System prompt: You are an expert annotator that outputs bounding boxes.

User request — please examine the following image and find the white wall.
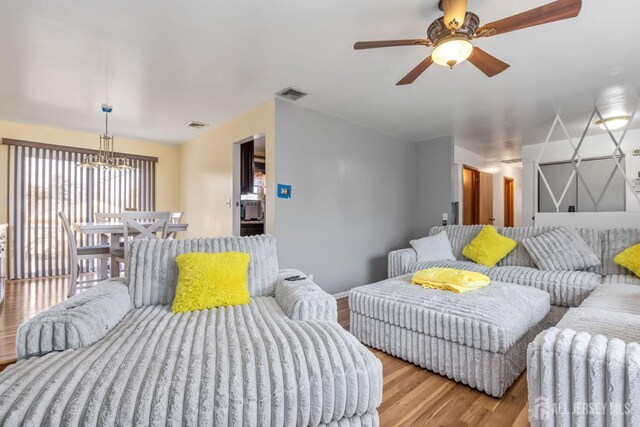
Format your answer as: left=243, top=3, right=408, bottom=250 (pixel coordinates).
left=522, top=127, right=640, bottom=227
left=453, top=146, right=523, bottom=227
left=274, top=100, right=453, bottom=294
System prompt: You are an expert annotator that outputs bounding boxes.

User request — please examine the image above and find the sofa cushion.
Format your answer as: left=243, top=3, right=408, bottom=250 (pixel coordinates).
left=614, top=242, right=640, bottom=278
left=0, top=298, right=382, bottom=426
left=521, top=227, right=600, bottom=271
left=557, top=308, right=640, bottom=344
left=407, top=260, right=490, bottom=275
left=172, top=252, right=251, bottom=313
left=487, top=266, right=601, bottom=307
left=349, top=275, right=550, bottom=354
left=601, top=274, right=640, bottom=285
left=497, top=227, right=602, bottom=274
left=410, top=231, right=455, bottom=262
left=462, top=225, right=517, bottom=267
left=602, top=229, right=640, bottom=275
left=429, top=225, right=485, bottom=260
left=127, top=235, right=279, bottom=307
left=579, top=284, right=640, bottom=316
left=497, top=226, right=553, bottom=268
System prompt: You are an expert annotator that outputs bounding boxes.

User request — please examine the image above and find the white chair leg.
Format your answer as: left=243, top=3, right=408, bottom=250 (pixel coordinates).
left=68, top=259, right=79, bottom=297
left=99, top=258, right=108, bottom=280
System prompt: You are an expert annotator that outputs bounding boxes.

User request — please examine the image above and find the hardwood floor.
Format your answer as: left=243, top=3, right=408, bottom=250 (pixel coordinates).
left=0, top=277, right=530, bottom=426
left=337, top=297, right=530, bottom=427
left=0, top=276, right=69, bottom=370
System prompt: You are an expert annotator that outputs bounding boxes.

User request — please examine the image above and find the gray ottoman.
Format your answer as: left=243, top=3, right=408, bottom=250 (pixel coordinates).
left=349, top=274, right=550, bottom=397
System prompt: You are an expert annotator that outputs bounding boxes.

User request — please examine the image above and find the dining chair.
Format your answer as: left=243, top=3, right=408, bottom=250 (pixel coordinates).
left=167, top=211, right=184, bottom=239
left=95, top=212, right=122, bottom=223
left=111, top=211, right=171, bottom=275
left=58, top=211, right=111, bottom=297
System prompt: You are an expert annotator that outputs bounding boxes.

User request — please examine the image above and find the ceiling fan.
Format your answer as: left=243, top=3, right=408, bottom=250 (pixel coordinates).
left=353, top=0, right=582, bottom=85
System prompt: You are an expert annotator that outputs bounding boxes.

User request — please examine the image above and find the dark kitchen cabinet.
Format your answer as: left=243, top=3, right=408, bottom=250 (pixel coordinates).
left=240, top=223, right=264, bottom=236
left=240, top=140, right=254, bottom=194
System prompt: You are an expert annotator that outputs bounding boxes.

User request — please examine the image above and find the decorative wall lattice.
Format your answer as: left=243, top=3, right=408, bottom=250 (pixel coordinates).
left=535, top=103, right=639, bottom=213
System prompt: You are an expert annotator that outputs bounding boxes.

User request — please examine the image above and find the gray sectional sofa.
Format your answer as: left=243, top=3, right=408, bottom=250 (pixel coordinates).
left=389, top=225, right=640, bottom=323
left=387, top=225, right=640, bottom=425
left=0, top=236, right=383, bottom=426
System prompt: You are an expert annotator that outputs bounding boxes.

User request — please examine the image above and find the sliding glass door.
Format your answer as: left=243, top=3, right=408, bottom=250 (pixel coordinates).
left=5, top=140, right=156, bottom=279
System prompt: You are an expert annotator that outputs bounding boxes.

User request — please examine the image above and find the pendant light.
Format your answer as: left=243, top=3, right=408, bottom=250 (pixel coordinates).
left=78, top=104, right=133, bottom=170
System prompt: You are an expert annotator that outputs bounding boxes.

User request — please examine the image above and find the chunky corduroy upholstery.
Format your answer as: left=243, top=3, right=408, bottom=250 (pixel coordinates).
left=527, top=284, right=640, bottom=425
left=1, top=236, right=382, bottom=426
left=521, top=227, right=601, bottom=271
left=487, top=266, right=601, bottom=307
left=386, top=225, right=640, bottom=416
left=127, top=235, right=280, bottom=307
left=275, top=269, right=338, bottom=321
left=16, top=278, right=131, bottom=359
left=388, top=225, right=637, bottom=308
left=349, top=274, right=550, bottom=397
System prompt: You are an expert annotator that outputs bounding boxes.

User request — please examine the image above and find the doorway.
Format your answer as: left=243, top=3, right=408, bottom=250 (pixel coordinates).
left=462, top=165, right=479, bottom=225
left=504, top=176, right=515, bottom=227
left=462, top=165, right=494, bottom=225
left=232, top=134, right=267, bottom=236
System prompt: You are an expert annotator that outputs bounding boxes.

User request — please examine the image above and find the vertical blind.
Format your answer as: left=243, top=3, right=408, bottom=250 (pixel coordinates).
left=4, top=139, right=157, bottom=280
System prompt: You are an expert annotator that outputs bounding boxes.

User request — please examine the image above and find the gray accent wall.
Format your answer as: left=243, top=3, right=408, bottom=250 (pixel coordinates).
left=274, top=99, right=453, bottom=294
left=414, top=136, right=454, bottom=237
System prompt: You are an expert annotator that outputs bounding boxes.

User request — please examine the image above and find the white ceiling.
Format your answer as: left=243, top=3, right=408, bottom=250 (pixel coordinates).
left=0, top=0, right=638, bottom=159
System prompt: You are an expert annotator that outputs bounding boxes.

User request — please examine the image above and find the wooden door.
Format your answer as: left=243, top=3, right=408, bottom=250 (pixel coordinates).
left=478, top=171, right=494, bottom=225
left=462, top=166, right=478, bottom=225
left=504, top=177, right=514, bottom=227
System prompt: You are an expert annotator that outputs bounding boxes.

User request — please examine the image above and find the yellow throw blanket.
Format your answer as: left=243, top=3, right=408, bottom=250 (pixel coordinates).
left=411, top=268, right=490, bottom=294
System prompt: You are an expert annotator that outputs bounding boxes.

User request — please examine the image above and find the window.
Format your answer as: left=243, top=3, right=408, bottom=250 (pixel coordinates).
left=4, top=139, right=157, bottom=279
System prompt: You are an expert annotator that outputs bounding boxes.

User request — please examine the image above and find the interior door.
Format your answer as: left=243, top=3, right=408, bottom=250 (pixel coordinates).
left=504, top=177, right=514, bottom=227
left=462, top=166, right=478, bottom=225
left=479, top=171, right=494, bottom=225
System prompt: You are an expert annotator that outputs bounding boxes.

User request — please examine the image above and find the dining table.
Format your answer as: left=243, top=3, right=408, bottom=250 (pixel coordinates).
left=72, top=221, right=189, bottom=277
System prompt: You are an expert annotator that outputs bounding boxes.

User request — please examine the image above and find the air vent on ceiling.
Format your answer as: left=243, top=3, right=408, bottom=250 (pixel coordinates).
left=184, top=120, right=209, bottom=129
left=501, top=158, right=523, bottom=164
left=276, top=87, right=308, bottom=101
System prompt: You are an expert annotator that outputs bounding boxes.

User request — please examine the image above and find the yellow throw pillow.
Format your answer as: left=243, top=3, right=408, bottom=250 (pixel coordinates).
left=172, top=252, right=251, bottom=314
left=412, top=268, right=490, bottom=293
left=614, top=243, right=640, bottom=278
left=462, top=225, right=517, bottom=268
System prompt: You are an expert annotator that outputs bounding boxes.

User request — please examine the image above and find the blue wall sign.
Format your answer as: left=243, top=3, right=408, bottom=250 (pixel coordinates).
left=277, top=184, right=292, bottom=199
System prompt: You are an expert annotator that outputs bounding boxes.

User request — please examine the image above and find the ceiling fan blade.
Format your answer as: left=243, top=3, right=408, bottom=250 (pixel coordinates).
left=475, top=0, right=581, bottom=37
left=467, top=47, right=510, bottom=77
left=354, top=39, right=429, bottom=50
left=442, top=0, right=468, bottom=30
left=396, top=56, right=434, bottom=85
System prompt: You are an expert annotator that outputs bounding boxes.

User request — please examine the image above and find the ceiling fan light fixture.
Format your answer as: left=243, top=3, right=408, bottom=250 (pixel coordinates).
left=595, top=115, right=630, bottom=131
left=432, top=36, right=473, bottom=68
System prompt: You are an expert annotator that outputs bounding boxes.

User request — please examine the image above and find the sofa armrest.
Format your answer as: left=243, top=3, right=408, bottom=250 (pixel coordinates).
left=527, top=327, right=640, bottom=426
left=275, top=269, right=337, bottom=322
left=388, top=248, right=416, bottom=278
left=16, top=278, right=132, bottom=359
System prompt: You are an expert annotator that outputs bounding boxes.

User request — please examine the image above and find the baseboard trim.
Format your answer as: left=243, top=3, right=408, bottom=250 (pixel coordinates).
left=333, top=291, right=350, bottom=299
